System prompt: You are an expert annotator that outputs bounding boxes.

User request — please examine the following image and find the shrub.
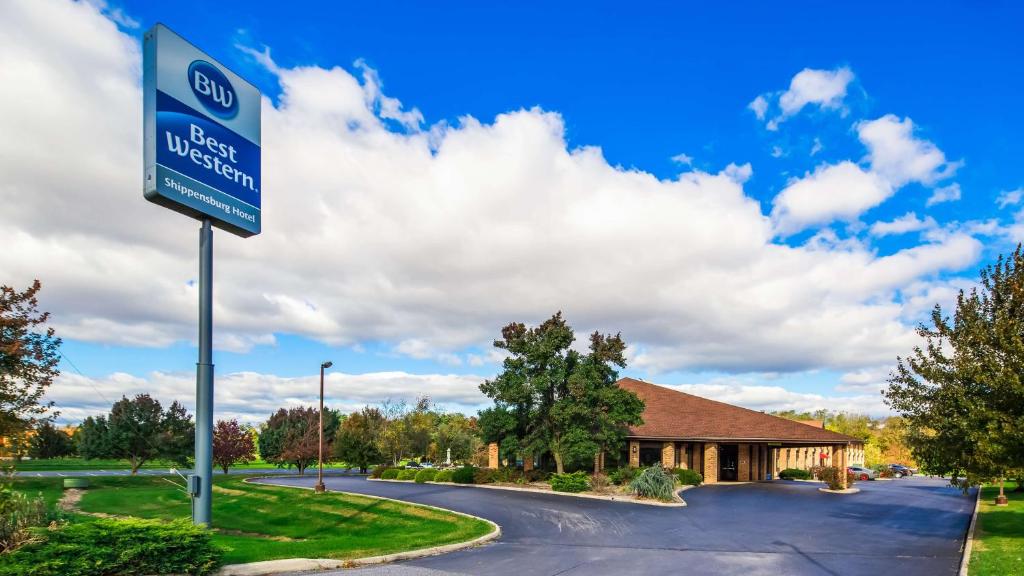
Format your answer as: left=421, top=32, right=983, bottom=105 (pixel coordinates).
left=380, top=468, right=400, bottom=480
left=549, top=471, right=590, bottom=493
left=397, top=469, right=419, bottom=481
left=878, top=468, right=894, bottom=478
left=0, top=487, right=54, bottom=553
left=590, top=473, right=611, bottom=493
left=523, top=469, right=549, bottom=483
left=779, top=468, right=811, bottom=480
left=474, top=468, right=498, bottom=484
left=608, top=466, right=638, bottom=486
left=628, top=464, right=676, bottom=501
left=452, top=465, right=476, bottom=484
left=673, top=468, right=703, bottom=486
left=491, top=467, right=522, bottom=483
left=818, top=466, right=856, bottom=490
left=414, top=469, right=437, bottom=483
left=0, top=517, right=221, bottom=576
left=432, top=469, right=454, bottom=483
left=369, top=464, right=390, bottom=479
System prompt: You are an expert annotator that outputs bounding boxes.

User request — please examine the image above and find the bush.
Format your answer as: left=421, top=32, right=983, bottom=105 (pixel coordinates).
left=673, top=468, right=703, bottom=486
left=628, top=464, right=676, bottom=501
left=452, top=465, right=476, bottom=484
left=380, top=468, right=400, bottom=480
left=473, top=468, right=498, bottom=484
left=414, top=469, right=437, bottom=483
left=590, top=473, right=611, bottom=493
left=878, top=468, right=894, bottom=478
left=779, top=468, right=811, bottom=480
left=818, top=466, right=856, bottom=490
left=523, top=469, right=549, bottom=483
left=397, top=469, right=419, bottom=481
left=608, top=466, right=638, bottom=486
left=0, top=517, right=221, bottom=576
left=432, top=469, right=454, bottom=483
left=369, top=464, right=390, bottom=479
left=0, top=487, right=55, bottom=553
left=549, top=471, right=590, bottom=493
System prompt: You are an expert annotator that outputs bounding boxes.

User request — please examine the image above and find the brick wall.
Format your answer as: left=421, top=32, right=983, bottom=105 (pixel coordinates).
left=703, top=443, right=718, bottom=483
left=661, top=442, right=675, bottom=469
left=738, top=443, right=750, bottom=481
left=487, top=442, right=499, bottom=469
left=629, top=440, right=640, bottom=468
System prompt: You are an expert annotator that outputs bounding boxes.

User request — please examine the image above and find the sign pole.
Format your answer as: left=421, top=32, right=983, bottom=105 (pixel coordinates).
left=194, top=218, right=214, bottom=525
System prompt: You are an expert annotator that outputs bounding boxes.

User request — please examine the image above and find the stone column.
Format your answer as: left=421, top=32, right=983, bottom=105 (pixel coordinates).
left=771, top=447, right=780, bottom=479
left=837, top=444, right=847, bottom=489
left=629, top=440, right=640, bottom=468
left=523, top=453, right=533, bottom=472
left=661, top=442, right=676, bottom=469
left=703, top=443, right=719, bottom=484
left=487, top=442, right=499, bottom=470
left=751, top=445, right=760, bottom=481
left=738, top=443, right=750, bottom=481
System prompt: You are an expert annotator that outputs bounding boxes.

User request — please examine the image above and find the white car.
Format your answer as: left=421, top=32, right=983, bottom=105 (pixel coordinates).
left=847, top=465, right=877, bottom=480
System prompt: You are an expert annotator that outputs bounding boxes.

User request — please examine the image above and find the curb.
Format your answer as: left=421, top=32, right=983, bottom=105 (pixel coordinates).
left=818, top=487, right=861, bottom=494
left=220, top=477, right=501, bottom=576
left=368, top=478, right=688, bottom=507
left=957, top=486, right=982, bottom=576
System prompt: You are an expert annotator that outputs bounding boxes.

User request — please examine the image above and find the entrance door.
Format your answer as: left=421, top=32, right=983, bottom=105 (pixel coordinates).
left=719, top=444, right=739, bottom=481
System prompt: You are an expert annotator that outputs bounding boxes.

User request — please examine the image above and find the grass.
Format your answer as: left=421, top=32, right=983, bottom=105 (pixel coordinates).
left=9, top=457, right=354, bottom=472
left=969, top=481, right=1024, bottom=576
left=11, top=475, right=492, bottom=565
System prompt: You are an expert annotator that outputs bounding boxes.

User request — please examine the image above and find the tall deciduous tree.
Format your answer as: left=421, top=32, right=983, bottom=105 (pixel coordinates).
left=78, top=395, right=194, bottom=474
left=333, top=407, right=384, bottom=473
left=0, top=281, right=60, bottom=441
left=212, top=419, right=257, bottom=474
left=259, top=407, right=340, bottom=475
left=886, top=247, right=1024, bottom=493
left=479, top=312, right=644, bottom=473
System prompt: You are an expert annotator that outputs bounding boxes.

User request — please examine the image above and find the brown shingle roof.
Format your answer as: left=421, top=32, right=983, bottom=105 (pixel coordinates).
left=618, top=378, right=859, bottom=444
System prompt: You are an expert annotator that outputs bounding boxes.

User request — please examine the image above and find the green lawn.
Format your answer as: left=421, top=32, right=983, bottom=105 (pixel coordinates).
left=969, top=482, right=1024, bottom=576
left=9, top=457, right=354, bottom=472
left=11, top=475, right=491, bottom=565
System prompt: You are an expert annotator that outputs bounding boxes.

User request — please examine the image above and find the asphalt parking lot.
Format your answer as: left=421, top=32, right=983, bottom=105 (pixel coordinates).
left=254, top=475, right=976, bottom=576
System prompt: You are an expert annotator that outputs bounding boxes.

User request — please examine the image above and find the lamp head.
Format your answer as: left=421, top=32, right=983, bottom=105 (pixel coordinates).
left=322, top=361, right=333, bottom=369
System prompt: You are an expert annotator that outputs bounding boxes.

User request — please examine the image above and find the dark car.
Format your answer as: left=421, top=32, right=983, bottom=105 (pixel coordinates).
left=888, top=464, right=914, bottom=477
left=403, top=461, right=422, bottom=469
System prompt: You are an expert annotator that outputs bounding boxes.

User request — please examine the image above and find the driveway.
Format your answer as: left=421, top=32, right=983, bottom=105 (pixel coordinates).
left=251, top=475, right=975, bottom=576
left=16, top=467, right=362, bottom=478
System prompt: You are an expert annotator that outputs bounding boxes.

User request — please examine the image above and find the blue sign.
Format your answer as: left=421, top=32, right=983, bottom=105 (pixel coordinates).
left=143, top=24, right=261, bottom=237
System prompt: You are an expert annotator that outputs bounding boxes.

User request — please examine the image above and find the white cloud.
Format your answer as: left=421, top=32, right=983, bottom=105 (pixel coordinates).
left=869, top=212, right=937, bottom=237
left=665, top=380, right=890, bottom=416
left=836, top=366, right=893, bottom=394
left=48, top=370, right=488, bottom=425
left=671, top=152, right=693, bottom=166
left=771, top=161, right=893, bottom=236
left=0, top=0, right=987, bottom=389
left=857, top=114, right=960, bottom=188
left=926, top=183, right=961, bottom=206
left=810, top=138, right=823, bottom=156
left=997, top=188, right=1023, bottom=209
left=752, top=67, right=854, bottom=130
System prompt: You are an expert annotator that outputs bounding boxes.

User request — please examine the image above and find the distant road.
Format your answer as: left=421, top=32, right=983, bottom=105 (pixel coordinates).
left=15, top=467, right=365, bottom=478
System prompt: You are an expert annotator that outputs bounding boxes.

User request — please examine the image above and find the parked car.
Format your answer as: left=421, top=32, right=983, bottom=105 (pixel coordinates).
left=403, top=461, right=422, bottom=469
left=847, top=465, right=877, bottom=481
left=888, top=464, right=914, bottom=477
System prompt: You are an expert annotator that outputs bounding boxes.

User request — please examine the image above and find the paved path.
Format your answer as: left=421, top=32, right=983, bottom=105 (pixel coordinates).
left=253, top=475, right=975, bottom=576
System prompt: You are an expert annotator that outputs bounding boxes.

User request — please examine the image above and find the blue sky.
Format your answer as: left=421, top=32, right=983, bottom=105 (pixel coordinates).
left=3, top=0, right=1022, bottom=423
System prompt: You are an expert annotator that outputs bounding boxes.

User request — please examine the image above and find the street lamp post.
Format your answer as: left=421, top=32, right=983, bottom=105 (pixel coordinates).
left=315, top=361, right=333, bottom=493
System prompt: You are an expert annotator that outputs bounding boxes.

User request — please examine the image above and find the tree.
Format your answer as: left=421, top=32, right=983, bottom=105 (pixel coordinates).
left=479, top=312, right=644, bottom=473
left=403, top=397, right=437, bottom=460
left=258, top=407, right=340, bottom=475
left=213, top=419, right=257, bottom=474
left=0, top=281, right=60, bottom=442
left=28, top=422, right=75, bottom=459
left=333, top=407, right=384, bottom=473
left=78, top=395, right=194, bottom=474
left=376, top=400, right=409, bottom=465
left=435, top=413, right=478, bottom=464
left=886, top=247, right=1024, bottom=494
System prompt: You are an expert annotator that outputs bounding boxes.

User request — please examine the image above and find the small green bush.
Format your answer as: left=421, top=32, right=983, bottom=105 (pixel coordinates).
left=397, top=469, right=419, bottom=481
left=474, top=468, right=498, bottom=484
left=779, top=468, right=811, bottom=480
left=0, top=517, right=221, bottom=576
left=414, top=469, right=437, bottom=483
left=380, top=468, right=400, bottom=480
left=451, top=465, right=476, bottom=484
left=523, top=469, right=549, bottom=483
left=628, top=464, right=676, bottom=501
left=549, top=471, right=590, bottom=493
left=673, top=468, right=703, bottom=486
left=369, top=465, right=390, bottom=479
left=0, top=487, right=55, bottom=553
left=608, top=467, right=638, bottom=486
left=432, top=469, right=454, bottom=482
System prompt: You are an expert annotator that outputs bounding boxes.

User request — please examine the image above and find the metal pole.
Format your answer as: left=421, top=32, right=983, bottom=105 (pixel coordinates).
left=194, top=219, right=214, bottom=525
left=316, top=364, right=325, bottom=492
